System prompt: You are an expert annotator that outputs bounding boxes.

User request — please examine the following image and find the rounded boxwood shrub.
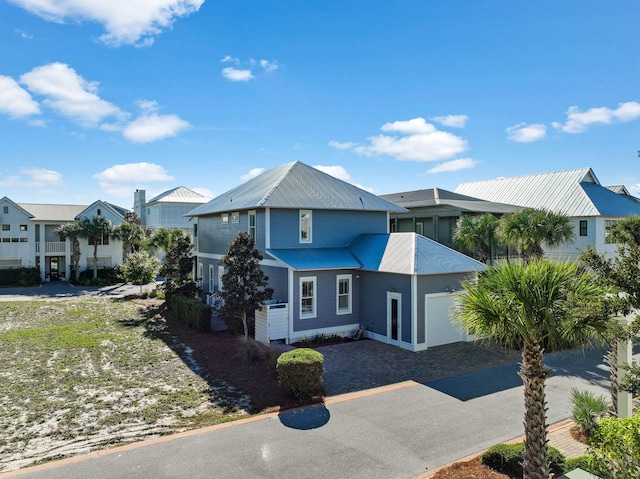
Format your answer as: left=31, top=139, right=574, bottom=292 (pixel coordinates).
left=276, top=348, right=324, bottom=400
left=481, top=442, right=565, bottom=477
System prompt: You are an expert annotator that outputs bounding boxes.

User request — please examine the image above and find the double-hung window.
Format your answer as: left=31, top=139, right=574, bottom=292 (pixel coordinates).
left=300, top=276, right=316, bottom=319
left=336, top=274, right=352, bottom=315
left=300, top=210, right=312, bottom=243
left=579, top=220, right=588, bottom=237
left=248, top=210, right=256, bottom=240
left=605, top=219, right=619, bottom=244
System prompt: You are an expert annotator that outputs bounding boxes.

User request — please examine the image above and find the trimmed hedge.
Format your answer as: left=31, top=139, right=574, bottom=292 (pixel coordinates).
left=276, top=348, right=324, bottom=399
left=167, top=294, right=211, bottom=331
left=481, top=442, right=566, bottom=477
left=0, top=267, right=41, bottom=286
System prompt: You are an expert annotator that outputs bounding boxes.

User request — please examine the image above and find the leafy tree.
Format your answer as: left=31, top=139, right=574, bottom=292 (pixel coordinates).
left=113, top=221, right=146, bottom=260
left=55, top=221, right=84, bottom=281
left=117, top=251, right=159, bottom=294
left=149, top=228, right=185, bottom=255
left=452, top=214, right=501, bottom=264
left=76, top=216, right=114, bottom=280
left=160, top=235, right=196, bottom=298
left=217, top=232, right=273, bottom=342
left=587, top=412, right=640, bottom=479
left=498, top=208, right=575, bottom=262
left=580, top=215, right=640, bottom=414
left=455, top=260, right=608, bottom=479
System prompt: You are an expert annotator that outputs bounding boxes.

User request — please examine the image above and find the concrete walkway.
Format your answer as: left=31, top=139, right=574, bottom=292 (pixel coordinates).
left=0, top=280, right=158, bottom=301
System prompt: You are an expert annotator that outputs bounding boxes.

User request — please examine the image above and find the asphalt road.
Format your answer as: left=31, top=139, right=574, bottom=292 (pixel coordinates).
left=4, top=346, right=632, bottom=479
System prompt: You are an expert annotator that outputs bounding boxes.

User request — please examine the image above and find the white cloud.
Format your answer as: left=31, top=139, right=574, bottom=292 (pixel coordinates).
left=220, top=55, right=239, bottom=64
left=431, top=114, right=468, bottom=128
left=8, top=0, right=204, bottom=47
left=14, top=28, right=33, bottom=39
left=0, top=75, right=41, bottom=118
left=20, top=62, right=123, bottom=127
left=552, top=101, right=640, bottom=133
left=123, top=113, right=190, bottom=143
left=221, top=67, right=254, bottom=82
left=313, top=165, right=374, bottom=192
left=506, top=123, right=547, bottom=143
left=328, top=140, right=359, bottom=150
left=241, top=168, right=265, bottom=181
left=260, top=60, right=278, bottom=73
left=0, top=167, right=64, bottom=194
left=191, top=187, right=214, bottom=200
left=426, top=158, right=479, bottom=174
left=93, top=162, right=174, bottom=197
left=346, top=117, right=468, bottom=162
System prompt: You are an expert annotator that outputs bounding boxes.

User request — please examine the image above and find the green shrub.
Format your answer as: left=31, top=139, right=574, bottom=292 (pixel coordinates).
left=570, top=388, right=610, bottom=438
left=587, top=412, right=640, bottom=479
left=167, top=294, right=210, bottom=331
left=481, top=442, right=565, bottom=477
left=76, top=267, right=118, bottom=285
left=276, top=348, right=324, bottom=400
left=0, top=267, right=41, bottom=286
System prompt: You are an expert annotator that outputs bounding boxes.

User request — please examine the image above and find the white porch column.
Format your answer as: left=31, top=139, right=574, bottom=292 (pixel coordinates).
left=617, top=311, right=635, bottom=419
left=38, top=222, right=46, bottom=281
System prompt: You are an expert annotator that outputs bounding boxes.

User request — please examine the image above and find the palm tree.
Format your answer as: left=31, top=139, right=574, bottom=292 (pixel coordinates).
left=498, top=208, right=575, bottom=262
left=148, top=228, right=185, bottom=256
left=454, top=260, right=608, bottom=479
left=78, top=216, right=114, bottom=279
left=453, top=214, right=500, bottom=264
left=55, top=222, right=84, bottom=281
left=113, top=221, right=145, bottom=260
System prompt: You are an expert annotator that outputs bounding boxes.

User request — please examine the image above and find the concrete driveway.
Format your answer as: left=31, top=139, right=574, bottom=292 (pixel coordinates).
left=3, top=344, right=633, bottom=479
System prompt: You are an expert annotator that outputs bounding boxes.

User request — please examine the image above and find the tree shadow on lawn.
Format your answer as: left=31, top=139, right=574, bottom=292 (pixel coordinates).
left=121, top=298, right=320, bottom=414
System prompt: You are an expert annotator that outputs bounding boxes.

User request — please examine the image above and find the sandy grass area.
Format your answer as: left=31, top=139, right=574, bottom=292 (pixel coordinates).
left=0, top=298, right=251, bottom=473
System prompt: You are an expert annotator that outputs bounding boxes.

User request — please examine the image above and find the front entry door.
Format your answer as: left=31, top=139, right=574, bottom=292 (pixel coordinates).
left=49, top=257, right=59, bottom=280
left=387, top=291, right=402, bottom=343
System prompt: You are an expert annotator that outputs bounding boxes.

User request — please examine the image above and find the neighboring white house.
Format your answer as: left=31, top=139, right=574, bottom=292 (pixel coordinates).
left=0, top=196, right=127, bottom=281
left=134, top=187, right=209, bottom=235
left=455, top=167, right=640, bottom=260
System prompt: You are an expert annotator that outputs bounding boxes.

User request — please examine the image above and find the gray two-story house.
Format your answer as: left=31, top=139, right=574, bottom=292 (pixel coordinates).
left=187, top=161, right=485, bottom=351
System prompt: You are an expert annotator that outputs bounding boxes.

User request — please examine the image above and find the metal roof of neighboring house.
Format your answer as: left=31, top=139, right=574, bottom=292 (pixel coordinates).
left=17, top=203, right=87, bottom=222
left=379, top=187, right=520, bottom=214
left=146, top=186, right=210, bottom=204
left=349, top=233, right=485, bottom=275
left=455, top=167, right=640, bottom=217
left=267, top=248, right=362, bottom=271
left=187, top=161, right=407, bottom=216
left=77, top=201, right=128, bottom=221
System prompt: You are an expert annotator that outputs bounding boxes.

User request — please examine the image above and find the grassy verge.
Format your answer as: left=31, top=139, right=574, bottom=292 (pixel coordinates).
left=0, top=298, right=250, bottom=472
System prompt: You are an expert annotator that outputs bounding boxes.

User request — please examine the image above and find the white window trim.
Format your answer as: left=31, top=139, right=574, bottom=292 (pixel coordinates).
left=248, top=210, right=256, bottom=240
left=221, top=213, right=229, bottom=224
left=218, top=265, right=225, bottom=292
left=336, top=274, right=352, bottom=315
left=208, top=265, right=215, bottom=293
left=231, top=211, right=240, bottom=224
left=300, top=209, right=312, bottom=244
left=300, top=276, right=317, bottom=319
left=198, top=262, right=204, bottom=289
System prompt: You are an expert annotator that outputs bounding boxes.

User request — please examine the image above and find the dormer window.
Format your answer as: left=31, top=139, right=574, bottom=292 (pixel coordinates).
left=97, top=208, right=102, bottom=216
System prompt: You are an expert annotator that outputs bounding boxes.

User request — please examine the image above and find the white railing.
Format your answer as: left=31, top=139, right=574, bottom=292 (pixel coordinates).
left=38, top=242, right=66, bottom=253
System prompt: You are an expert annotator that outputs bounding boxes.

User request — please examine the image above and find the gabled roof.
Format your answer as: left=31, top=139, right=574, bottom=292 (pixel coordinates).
left=455, top=167, right=640, bottom=217
left=267, top=233, right=485, bottom=275
left=17, top=203, right=85, bottom=222
left=76, top=200, right=128, bottom=221
left=147, top=186, right=210, bottom=205
left=349, top=233, right=485, bottom=275
left=380, top=187, right=520, bottom=214
left=187, top=161, right=406, bottom=216
left=3, top=197, right=35, bottom=219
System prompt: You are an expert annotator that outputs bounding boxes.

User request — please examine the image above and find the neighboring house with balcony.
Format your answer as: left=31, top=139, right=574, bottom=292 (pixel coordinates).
left=379, top=187, right=520, bottom=251
left=0, top=196, right=127, bottom=281
left=187, top=161, right=485, bottom=351
left=455, top=167, right=640, bottom=260
left=134, top=186, right=209, bottom=234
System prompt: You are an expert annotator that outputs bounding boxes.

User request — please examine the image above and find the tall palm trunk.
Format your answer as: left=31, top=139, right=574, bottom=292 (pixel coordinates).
left=520, top=340, right=550, bottom=479
left=604, top=344, right=618, bottom=417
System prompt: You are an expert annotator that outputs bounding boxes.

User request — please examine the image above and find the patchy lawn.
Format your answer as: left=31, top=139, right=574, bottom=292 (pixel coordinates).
left=0, top=298, right=251, bottom=473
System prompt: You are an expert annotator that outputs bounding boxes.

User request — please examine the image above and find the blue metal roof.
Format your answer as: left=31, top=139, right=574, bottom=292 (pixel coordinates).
left=269, top=233, right=485, bottom=275
left=267, top=247, right=362, bottom=271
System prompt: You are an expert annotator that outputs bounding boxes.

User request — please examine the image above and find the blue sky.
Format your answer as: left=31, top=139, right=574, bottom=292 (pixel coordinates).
left=1, top=1, right=639, bottom=208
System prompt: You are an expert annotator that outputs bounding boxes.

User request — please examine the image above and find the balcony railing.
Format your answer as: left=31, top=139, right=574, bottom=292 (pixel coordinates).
left=35, top=242, right=66, bottom=253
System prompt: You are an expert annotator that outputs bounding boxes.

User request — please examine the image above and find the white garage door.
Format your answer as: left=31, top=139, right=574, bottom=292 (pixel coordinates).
left=425, top=293, right=467, bottom=347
